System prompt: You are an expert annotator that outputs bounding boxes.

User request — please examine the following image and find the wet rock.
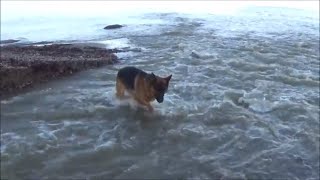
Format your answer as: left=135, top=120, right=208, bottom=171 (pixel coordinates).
left=103, top=24, right=123, bottom=30
left=31, top=41, right=54, bottom=46
left=191, top=51, right=201, bottom=59
left=0, top=44, right=118, bottom=98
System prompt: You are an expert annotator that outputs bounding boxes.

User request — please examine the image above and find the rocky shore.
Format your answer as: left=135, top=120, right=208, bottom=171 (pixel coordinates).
left=0, top=43, right=119, bottom=98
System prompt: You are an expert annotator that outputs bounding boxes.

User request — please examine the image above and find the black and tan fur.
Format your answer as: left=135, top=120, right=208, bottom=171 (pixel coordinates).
left=116, top=66, right=172, bottom=111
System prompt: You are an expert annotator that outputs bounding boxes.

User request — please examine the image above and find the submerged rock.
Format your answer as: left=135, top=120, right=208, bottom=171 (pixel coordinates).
left=191, top=51, right=201, bottom=59
left=103, top=24, right=123, bottom=30
left=0, top=44, right=118, bottom=98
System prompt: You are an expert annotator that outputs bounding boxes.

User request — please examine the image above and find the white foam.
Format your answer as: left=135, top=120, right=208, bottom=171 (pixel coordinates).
left=94, top=138, right=117, bottom=151
left=96, top=38, right=131, bottom=49
left=1, top=132, right=25, bottom=154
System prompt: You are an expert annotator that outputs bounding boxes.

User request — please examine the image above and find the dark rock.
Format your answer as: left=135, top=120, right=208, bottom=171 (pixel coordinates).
left=0, top=44, right=118, bottom=98
left=31, top=41, right=54, bottom=46
left=103, top=24, right=123, bottom=30
left=191, top=51, right=201, bottom=59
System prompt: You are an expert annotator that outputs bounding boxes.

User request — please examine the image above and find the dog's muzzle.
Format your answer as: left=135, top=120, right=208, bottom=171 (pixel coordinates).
left=156, top=95, right=164, bottom=103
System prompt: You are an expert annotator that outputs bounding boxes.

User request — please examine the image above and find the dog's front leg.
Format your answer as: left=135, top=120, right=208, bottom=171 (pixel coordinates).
left=145, top=103, right=154, bottom=112
left=134, top=97, right=153, bottom=112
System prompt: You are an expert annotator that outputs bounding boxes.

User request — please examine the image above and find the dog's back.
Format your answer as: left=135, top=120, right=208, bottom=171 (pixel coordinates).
left=117, top=66, right=147, bottom=90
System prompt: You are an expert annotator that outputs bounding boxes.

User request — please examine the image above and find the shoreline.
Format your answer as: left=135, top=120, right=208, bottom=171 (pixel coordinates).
left=0, top=43, right=119, bottom=99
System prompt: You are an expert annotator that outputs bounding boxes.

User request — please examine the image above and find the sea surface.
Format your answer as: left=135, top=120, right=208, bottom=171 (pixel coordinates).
left=1, top=2, right=319, bottom=179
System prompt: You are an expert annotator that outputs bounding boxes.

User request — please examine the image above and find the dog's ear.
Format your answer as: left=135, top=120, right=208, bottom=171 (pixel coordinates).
left=165, top=74, right=172, bottom=82
left=147, top=73, right=157, bottom=84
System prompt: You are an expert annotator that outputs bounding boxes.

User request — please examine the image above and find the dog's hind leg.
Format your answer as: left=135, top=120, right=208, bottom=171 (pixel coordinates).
left=116, top=78, right=125, bottom=99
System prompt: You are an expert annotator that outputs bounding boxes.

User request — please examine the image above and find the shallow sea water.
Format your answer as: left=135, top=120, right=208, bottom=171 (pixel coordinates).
left=1, top=6, right=319, bottom=180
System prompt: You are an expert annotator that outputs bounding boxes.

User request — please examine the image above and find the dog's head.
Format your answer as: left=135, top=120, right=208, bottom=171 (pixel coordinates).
left=147, top=73, right=172, bottom=103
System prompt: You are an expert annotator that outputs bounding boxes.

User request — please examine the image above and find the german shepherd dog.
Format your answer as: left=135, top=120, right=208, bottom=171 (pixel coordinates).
left=116, top=66, right=172, bottom=111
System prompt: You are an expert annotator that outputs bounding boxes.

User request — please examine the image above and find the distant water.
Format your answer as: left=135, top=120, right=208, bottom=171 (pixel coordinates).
left=1, top=2, right=319, bottom=180
left=1, top=1, right=319, bottom=42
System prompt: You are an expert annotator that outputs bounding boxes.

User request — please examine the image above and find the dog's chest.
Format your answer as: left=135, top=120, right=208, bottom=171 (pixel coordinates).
left=142, top=89, right=155, bottom=102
